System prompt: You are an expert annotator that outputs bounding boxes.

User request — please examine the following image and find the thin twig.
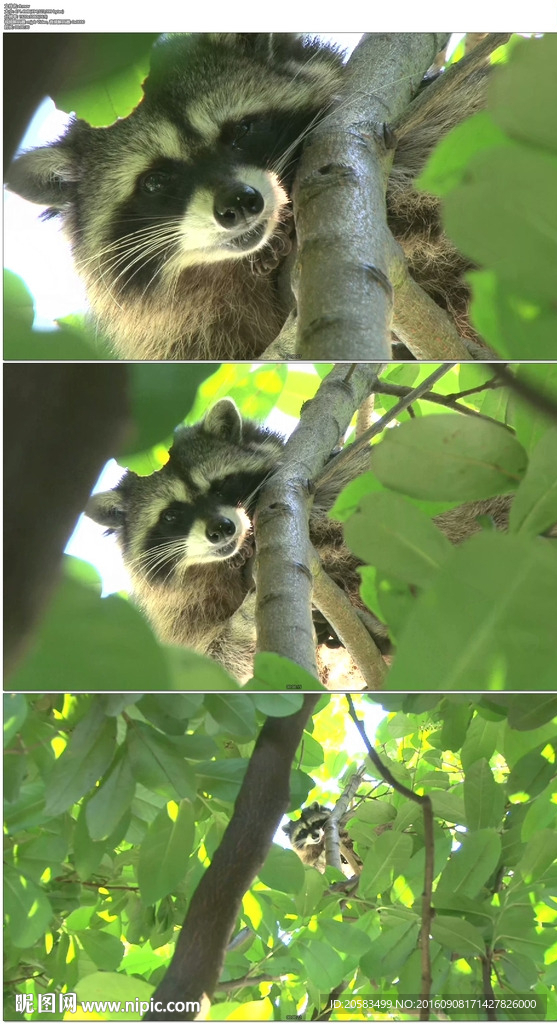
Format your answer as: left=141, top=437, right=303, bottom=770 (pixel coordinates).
left=373, top=380, right=507, bottom=425
left=346, top=696, right=434, bottom=1022
left=316, top=364, right=452, bottom=489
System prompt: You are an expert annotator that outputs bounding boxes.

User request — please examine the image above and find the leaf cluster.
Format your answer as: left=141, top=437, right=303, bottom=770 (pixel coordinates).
left=418, top=34, right=557, bottom=358
left=4, top=693, right=556, bottom=1020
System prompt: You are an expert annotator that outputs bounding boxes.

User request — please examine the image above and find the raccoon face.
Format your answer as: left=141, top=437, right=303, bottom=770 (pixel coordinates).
left=282, top=802, right=330, bottom=865
left=86, top=398, right=284, bottom=584
left=7, top=34, right=343, bottom=300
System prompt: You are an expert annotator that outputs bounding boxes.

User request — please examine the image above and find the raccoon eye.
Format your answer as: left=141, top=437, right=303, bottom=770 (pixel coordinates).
left=140, top=170, right=173, bottom=194
left=161, top=508, right=179, bottom=524
left=220, top=119, right=256, bottom=149
left=232, top=120, right=254, bottom=146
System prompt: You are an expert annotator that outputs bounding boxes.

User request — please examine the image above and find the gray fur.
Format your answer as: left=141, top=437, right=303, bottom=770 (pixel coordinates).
left=7, top=33, right=489, bottom=359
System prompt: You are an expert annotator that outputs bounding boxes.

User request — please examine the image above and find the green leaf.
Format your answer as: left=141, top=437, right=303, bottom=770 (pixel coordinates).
left=251, top=694, right=304, bottom=717
left=15, top=833, right=68, bottom=882
left=507, top=743, right=557, bottom=798
left=359, top=831, right=413, bottom=897
left=11, top=570, right=171, bottom=692
left=360, top=917, right=420, bottom=979
left=126, top=722, right=197, bottom=801
left=517, top=830, right=557, bottom=883
left=509, top=427, right=557, bottom=536
left=436, top=829, right=502, bottom=899
left=469, top=270, right=556, bottom=360
left=54, top=35, right=157, bottom=123
left=499, top=951, right=539, bottom=991
left=439, top=702, right=474, bottom=753
left=4, top=865, right=53, bottom=948
left=194, top=758, right=249, bottom=802
left=65, top=905, right=95, bottom=931
left=505, top=694, right=557, bottom=731
left=329, top=470, right=380, bottom=522
left=417, top=110, right=511, bottom=196
left=297, top=938, right=345, bottom=990
left=372, top=414, right=527, bottom=501
left=3, top=693, right=28, bottom=747
left=293, top=869, right=327, bottom=918
left=521, top=787, right=557, bottom=841
left=137, top=800, right=195, bottom=905
left=460, top=714, right=501, bottom=771
left=45, top=705, right=116, bottom=816
left=431, top=916, right=486, bottom=955
left=489, top=35, right=557, bottom=154
left=444, top=144, right=557, bottom=303
left=509, top=365, right=557, bottom=452
left=75, top=972, right=154, bottom=1019
left=166, top=647, right=241, bottom=690
left=258, top=844, right=305, bottom=895
left=3, top=268, right=34, bottom=328
left=77, top=929, right=124, bottom=971
left=86, top=747, right=136, bottom=841
left=493, top=907, right=548, bottom=960
left=344, top=491, right=452, bottom=587
left=203, top=694, right=257, bottom=739
left=121, top=364, right=219, bottom=459
left=429, top=790, right=467, bottom=827
left=386, top=532, right=557, bottom=691
left=319, top=919, right=373, bottom=956
left=247, top=652, right=323, bottom=690
left=464, top=759, right=506, bottom=830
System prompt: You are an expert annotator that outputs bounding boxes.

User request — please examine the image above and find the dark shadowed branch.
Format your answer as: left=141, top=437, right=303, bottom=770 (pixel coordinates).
left=145, top=695, right=320, bottom=1020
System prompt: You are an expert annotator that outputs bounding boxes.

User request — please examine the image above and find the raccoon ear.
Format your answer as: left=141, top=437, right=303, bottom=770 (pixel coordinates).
left=203, top=398, right=243, bottom=444
left=86, top=490, right=126, bottom=529
left=6, top=144, right=79, bottom=207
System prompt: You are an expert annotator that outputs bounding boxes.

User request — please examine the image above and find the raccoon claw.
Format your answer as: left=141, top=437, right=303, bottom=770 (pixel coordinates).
left=251, top=220, right=294, bottom=274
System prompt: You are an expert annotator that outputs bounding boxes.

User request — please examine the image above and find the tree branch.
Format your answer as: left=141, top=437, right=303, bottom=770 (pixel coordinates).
left=311, top=551, right=387, bottom=691
left=346, top=697, right=434, bottom=1021
left=374, top=378, right=506, bottom=424
left=145, top=695, right=320, bottom=1020
left=293, top=34, right=450, bottom=360
left=254, top=363, right=384, bottom=678
left=323, top=766, right=367, bottom=872
left=390, top=253, right=492, bottom=359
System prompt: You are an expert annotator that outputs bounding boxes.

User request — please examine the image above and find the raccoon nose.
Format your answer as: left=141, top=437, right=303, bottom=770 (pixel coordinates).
left=214, top=185, right=264, bottom=229
left=205, top=515, right=237, bottom=544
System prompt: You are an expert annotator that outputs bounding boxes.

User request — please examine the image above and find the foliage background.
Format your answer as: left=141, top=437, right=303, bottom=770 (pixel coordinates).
left=4, top=691, right=557, bottom=1020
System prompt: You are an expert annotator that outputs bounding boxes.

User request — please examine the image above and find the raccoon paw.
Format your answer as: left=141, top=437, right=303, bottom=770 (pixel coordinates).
left=251, top=216, right=294, bottom=274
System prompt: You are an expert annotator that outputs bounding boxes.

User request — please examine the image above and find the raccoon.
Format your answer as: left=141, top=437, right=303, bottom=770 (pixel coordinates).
left=85, top=397, right=373, bottom=683
left=282, top=802, right=362, bottom=876
left=85, top=396, right=517, bottom=686
left=6, top=33, right=490, bottom=360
